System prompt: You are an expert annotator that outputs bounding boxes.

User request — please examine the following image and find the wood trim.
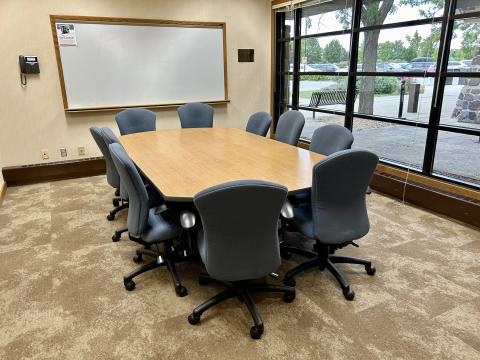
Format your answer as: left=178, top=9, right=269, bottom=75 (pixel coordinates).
left=50, top=15, right=69, bottom=109
left=2, top=157, right=106, bottom=186
left=222, top=23, right=229, bottom=101
left=64, top=100, right=230, bottom=113
left=376, top=164, right=480, bottom=201
left=371, top=172, right=480, bottom=229
left=270, top=7, right=276, bottom=138
left=49, top=15, right=229, bottom=111
left=0, top=182, right=6, bottom=206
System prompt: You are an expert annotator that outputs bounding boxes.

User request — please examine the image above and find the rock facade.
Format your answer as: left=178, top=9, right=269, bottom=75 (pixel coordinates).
left=452, top=48, right=480, bottom=124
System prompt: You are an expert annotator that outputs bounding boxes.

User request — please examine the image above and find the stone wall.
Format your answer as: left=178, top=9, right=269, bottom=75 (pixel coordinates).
left=452, top=48, right=480, bottom=124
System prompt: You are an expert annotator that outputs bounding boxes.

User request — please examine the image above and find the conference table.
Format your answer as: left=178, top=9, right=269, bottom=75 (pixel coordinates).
left=119, top=128, right=325, bottom=201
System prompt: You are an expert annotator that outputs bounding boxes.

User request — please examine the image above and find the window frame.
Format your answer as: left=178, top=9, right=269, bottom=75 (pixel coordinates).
left=273, top=0, right=480, bottom=190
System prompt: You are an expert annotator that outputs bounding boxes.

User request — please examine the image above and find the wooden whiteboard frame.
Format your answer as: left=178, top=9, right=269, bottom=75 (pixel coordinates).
left=50, top=15, right=229, bottom=112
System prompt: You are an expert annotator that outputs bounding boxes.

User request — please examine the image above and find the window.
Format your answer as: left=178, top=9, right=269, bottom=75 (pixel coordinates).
left=275, top=0, right=480, bottom=189
left=352, top=118, right=427, bottom=169
left=433, top=132, right=480, bottom=185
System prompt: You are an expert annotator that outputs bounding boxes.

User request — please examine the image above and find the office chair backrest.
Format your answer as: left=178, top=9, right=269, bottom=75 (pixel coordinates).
left=309, top=124, right=354, bottom=156
left=177, top=102, right=214, bottom=128
left=194, top=180, right=287, bottom=282
left=109, top=143, right=150, bottom=236
left=245, top=112, right=272, bottom=137
left=115, top=108, right=156, bottom=135
left=311, top=149, right=378, bottom=244
left=275, top=110, right=305, bottom=146
left=90, top=127, right=119, bottom=189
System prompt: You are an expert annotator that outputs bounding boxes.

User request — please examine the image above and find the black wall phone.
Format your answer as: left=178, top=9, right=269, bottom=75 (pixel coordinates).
left=19, top=55, right=40, bottom=86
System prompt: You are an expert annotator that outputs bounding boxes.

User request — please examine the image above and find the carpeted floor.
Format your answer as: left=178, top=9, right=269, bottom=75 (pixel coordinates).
left=0, top=175, right=479, bottom=359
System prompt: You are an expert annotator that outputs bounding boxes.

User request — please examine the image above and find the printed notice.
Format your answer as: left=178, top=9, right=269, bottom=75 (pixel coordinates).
left=56, top=23, right=77, bottom=46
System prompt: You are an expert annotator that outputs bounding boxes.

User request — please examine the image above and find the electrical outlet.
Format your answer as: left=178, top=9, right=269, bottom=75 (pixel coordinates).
left=41, top=149, right=49, bottom=160
left=78, top=146, right=85, bottom=156
left=60, top=148, right=67, bottom=157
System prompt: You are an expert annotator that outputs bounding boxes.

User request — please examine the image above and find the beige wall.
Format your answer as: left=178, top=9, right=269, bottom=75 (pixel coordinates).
left=0, top=0, right=271, bottom=167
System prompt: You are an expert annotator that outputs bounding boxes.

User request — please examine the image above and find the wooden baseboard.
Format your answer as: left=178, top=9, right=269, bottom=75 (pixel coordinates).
left=371, top=172, right=479, bottom=228
left=0, top=181, right=6, bottom=205
left=2, top=157, right=106, bottom=186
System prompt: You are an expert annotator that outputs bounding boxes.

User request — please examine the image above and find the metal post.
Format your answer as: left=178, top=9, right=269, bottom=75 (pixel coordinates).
left=398, top=80, right=405, bottom=118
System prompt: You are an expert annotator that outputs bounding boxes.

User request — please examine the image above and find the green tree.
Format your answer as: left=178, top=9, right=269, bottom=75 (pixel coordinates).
left=300, top=38, right=323, bottom=64
left=323, top=39, right=348, bottom=63
left=378, top=40, right=409, bottom=61
left=337, top=0, right=444, bottom=114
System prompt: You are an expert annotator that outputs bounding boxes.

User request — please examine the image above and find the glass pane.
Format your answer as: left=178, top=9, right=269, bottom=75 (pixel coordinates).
left=456, top=0, right=480, bottom=15
left=278, top=74, right=293, bottom=106
left=283, top=11, right=295, bottom=38
left=358, top=24, right=441, bottom=72
left=354, top=76, right=433, bottom=122
left=299, top=75, right=349, bottom=109
left=281, top=41, right=294, bottom=73
left=433, top=131, right=480, bottom=185
left=300, top=35, right=351, bottom=72
left=449, top=19, right=480, bottom=72
left=352, top=119, right=427, bottom=169
left=301, top=0, right=352, bottom=35
left=299, top=110, right=345, bottom=140
left=440, top=76, right=480, bottom=130
left=361, top=0, right=444, bottom=27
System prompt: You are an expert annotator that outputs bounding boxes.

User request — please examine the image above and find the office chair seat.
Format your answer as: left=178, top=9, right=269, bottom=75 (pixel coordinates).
left=287, top=204, right=314, bottom=239
left=142, top=208, right=181, bottom=244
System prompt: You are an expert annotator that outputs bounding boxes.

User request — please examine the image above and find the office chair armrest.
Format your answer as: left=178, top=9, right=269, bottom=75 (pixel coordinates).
left=180, top=211, right=196, bottom=229
left=280, top=200, right=294, bottom=219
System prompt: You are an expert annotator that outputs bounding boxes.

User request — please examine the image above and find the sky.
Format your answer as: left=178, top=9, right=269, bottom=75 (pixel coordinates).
left=298, top=2, right=464, bottom=51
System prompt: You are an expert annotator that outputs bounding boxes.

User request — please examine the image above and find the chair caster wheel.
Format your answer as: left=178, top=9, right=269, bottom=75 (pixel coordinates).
left=124, top=279, right=136, bottom=291
left=280, top=249, right=291, bottom=260
left=132, top=254, right=143, bottom=263
left=283, top=290, right=296, bottom=303
left=283, top=277, right=296, bottom=287
left=198, top=276, right=210, bottom=286
left=250, top=325, right=264, bottom=340
left=343, top=288, right=355, bottom=301
left=176, top=286, right=188, bottom=297
left=107, top=213, right=115, bottom=221
left=366, top=265, right=376, bottom=276
left=112, top=234, right=121, bottom=242
left=188, top=313, right=200, bottom=325
left=113, top=199, right=120, bottom=207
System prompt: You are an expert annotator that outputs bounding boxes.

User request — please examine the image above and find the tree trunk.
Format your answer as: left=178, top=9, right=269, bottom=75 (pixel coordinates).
left=358, top=29, right=380, bottom=114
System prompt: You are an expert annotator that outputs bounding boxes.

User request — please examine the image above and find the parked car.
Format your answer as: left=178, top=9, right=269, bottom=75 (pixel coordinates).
left=447, top=60, right=470, bottom=72
left=308, top=63, right=339, bottom=72
left=409, top=57, right=435, bottom=71
left=376, top=63, right=397, bottom=71
left=461, top=60, right=472, bottom=68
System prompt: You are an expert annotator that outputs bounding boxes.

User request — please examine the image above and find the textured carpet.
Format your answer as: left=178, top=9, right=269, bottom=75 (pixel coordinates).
left=0, top=176, right=479, bottom=359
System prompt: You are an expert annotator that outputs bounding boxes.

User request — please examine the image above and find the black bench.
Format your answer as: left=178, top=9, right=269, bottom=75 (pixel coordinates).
left=308, top=90, right=357, bottom=118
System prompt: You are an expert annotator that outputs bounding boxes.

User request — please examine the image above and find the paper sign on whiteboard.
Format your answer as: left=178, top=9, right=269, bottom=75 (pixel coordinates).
left=57, top=23, right=77, bottom=46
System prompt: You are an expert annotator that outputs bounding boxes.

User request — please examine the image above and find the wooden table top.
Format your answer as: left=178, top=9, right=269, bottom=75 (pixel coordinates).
left=120, top=128, right=325, bottom=201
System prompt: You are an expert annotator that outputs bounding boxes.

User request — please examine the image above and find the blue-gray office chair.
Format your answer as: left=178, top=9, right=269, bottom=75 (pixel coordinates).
left=245, top=112, right=272, bottom=137
left=275, top=110, right=305, bottom=146
left=282, top=150, right=379, bottom=301
left=115, top=108, right=156, bottom=135
left=187, top=180, right=295, bottom=339
left=109, top=143, right=192, bottom=297
left=90, top=127, right=128, bottom=230
left=177, top=102, right=214, bottom=128
left=99, top=127, right=130, bottom=241
left=309, top=124, right=354, bottom=155
left=293, top=125, right=355, bottom=204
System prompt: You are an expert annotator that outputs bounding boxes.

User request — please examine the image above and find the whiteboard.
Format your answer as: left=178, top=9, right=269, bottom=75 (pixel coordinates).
left=52, top=17, right=227, bottom=110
